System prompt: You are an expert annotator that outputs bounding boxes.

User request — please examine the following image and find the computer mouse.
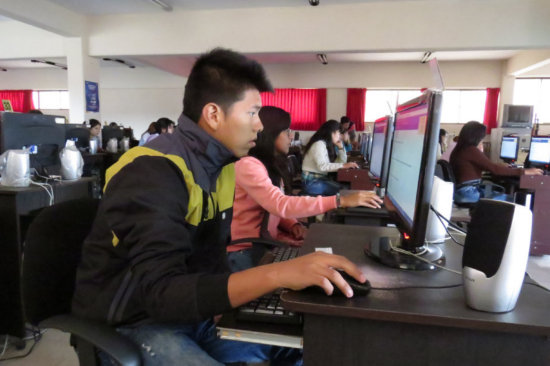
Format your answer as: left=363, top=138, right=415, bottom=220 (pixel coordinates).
left=334, top=269, right=371, bottom=297
left=305, top=270, right=371, bottom=297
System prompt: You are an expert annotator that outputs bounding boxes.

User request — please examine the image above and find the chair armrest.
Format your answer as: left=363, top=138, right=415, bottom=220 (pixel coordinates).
left=40, top=314, right=141, bottom=366
left=229, top=237, right=288, bottom=248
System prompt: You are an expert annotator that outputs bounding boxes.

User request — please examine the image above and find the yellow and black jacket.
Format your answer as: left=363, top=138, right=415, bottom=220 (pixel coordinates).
left=72, top=114, right=237, bottom=325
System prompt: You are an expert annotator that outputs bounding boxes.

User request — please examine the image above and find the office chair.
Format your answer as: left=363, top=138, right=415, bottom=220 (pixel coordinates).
left=287, top=154, right=303, bottom=192
left=21, top=198, right=142, bottom=366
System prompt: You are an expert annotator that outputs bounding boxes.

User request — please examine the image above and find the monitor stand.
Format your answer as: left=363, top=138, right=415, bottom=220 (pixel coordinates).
left=365, top=235, right=445, bottom=271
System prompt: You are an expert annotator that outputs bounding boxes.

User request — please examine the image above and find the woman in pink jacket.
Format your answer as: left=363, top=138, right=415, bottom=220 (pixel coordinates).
left=228, top=106, right=382, bottom=271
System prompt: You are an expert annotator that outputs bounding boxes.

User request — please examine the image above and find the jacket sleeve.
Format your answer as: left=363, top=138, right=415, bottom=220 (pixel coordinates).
left=102, top=156, right=232, bottom=323
left=467, top=147, right=523, bottom=177
left=235, top=157, right=337, bottom=219
left=311, top=141, right=347, bottom=172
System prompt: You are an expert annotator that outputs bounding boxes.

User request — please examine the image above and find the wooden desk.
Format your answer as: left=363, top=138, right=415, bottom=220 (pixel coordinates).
left=281, top=224, right=550, bottom=366
left=337, top=168, right=375, bottom=190
left=0, top=177, right=95, bottom=338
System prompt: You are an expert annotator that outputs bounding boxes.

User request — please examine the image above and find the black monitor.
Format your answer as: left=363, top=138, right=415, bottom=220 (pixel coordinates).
left=365, top=90, right=443, bottom=270
left=502, top=104, right=534, bottom=128
left=66, top=127, right=91, bottom=150
left=499, top=136, right=519, bottom=163
left=528, top=136, right=550, bottom=169
left=369, top=116, right=394, bottom=190
left=101, top=126, right=124, bottom=149
left=0, top=112, right=65, bottom=176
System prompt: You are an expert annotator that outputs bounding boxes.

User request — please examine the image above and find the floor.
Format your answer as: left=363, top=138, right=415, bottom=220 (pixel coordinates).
left=1, top=329, right=78, bottom=366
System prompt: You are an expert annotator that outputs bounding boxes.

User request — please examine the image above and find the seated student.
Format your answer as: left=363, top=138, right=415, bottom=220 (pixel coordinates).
left=302, top=120, right=359, bottom=196
left=340, top=116, right=354, bottom=152
left=450, top=121, right=542, bottom=203
left=138, top=122, right=156, bottom=146
left=437, top=128, right=447, bottom=160
left=72, top=48, right=367, bottom=366
left=229, top=106, right=382, bottom=272
left=89, top=119, right=103, bottom=151
left=145, top=117, right=176, bottom=143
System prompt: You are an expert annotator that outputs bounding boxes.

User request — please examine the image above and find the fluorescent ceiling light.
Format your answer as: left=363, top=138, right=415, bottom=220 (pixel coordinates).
left=150, top=0, right=173, bottom=12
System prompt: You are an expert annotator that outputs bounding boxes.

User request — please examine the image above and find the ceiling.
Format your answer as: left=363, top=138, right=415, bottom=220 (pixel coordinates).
left=46, top=0, right=449, bottom=14
left=0, top=0, right=522, bottom=72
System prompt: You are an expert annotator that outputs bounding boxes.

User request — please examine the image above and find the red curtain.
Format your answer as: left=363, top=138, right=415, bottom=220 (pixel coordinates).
left=261, top=88, right=326, bottom=131
left=483, top=88, right=500, bottom=134
left=346, top=88, right=366, bottom=131
left=0, top=90, right=35, bottom=113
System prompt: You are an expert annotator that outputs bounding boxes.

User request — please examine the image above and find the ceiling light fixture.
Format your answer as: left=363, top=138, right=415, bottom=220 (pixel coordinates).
left=309, top=0, right=320, bottom=5
left=102, top=58, right=136, bottom=69
left=317, top=53, right=328, bottom=65
left=420, top=51, right=432, bottom=64
left=30, top=59, right=67, bottom=70
left=150, top=0, right=173, bottom=12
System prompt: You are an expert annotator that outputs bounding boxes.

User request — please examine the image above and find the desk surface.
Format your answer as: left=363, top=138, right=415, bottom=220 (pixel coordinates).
left=281, top=223, right=550, bottom=337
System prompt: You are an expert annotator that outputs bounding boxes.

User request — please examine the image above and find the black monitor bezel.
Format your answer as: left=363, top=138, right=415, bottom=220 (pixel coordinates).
left=369, top=115, right=395, bottom=189
left=528, top=135, right=550, bottom=165
left=384, top=90, right=442, bottom=251
left=499, top=135, right=519, bottom=162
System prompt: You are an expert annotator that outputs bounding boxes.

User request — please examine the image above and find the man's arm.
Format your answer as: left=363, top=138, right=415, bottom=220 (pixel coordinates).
left=228, top=252, right=367, bottom=307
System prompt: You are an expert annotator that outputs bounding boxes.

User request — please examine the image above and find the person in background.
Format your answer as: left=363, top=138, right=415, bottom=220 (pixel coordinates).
left=146, top=117, right=176, bottom=143
left=229, top=106, right=382, bottom=271
left=73, top=48, right=367, bottom=366
left=339, top=116, right=354, bottom=152
left=302, top=120, right=359, bottom=196
left=139, top=122, right=157, bottom=146
left=436, top=128, right=447, bottom=160
left=450, top=121, right=542, bottom=203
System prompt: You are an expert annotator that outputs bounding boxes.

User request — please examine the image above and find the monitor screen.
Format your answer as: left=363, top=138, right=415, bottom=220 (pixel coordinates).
left=500, top=136, right=519, bottom=161
left=502, top=104, right=534, bottom=128
left=369, top=116, right=394, bottom=189
left=365, top=90, right=443, bottom=270
left=529, top=136, right=550, bottom=164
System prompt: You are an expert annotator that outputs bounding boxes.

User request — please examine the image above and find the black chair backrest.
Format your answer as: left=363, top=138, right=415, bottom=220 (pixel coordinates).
left=22, top=198, right=100, bottom=325
left=436, top=159, right=456, bottom=183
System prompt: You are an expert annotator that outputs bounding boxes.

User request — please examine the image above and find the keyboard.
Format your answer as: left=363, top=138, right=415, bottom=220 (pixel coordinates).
left=236, top=246, right=303, bottom=325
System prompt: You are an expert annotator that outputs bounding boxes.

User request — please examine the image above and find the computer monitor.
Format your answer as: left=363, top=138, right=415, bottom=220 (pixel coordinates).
left=502, top=104, right=534, bottom=128
left=364, top=90, right=443, bottom=270
left=66, top=127, right=91, bottom=150
left=528, top=136, right=550, bottom=169
left=369, top=116, right=394, bottom=190
left=101, top=126, right=124, bottom=149
left=499, top=136, right=519, bottom=163
left=0, top=112, right=65, bottom=176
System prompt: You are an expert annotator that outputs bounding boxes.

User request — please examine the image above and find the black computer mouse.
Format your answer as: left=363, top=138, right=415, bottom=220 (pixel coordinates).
left=334, top=270, right=371, bottom=296
left=305, top=270, right=371, bottom=297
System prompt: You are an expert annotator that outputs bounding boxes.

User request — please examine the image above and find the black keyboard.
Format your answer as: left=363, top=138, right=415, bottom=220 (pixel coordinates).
left=236, top=247, right=302, bottom=325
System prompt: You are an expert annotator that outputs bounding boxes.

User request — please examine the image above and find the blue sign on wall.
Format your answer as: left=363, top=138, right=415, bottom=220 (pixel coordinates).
left=85, top=81, right=99, bottom=112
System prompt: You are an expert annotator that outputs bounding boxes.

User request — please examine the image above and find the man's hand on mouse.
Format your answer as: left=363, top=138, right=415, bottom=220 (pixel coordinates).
left=268, top=252, right=367, bottom=298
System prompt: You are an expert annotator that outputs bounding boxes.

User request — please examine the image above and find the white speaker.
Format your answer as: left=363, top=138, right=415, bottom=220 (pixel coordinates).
left=425, top=176, right=453, bottom=243
left=462, top=199, right=532, bottom=313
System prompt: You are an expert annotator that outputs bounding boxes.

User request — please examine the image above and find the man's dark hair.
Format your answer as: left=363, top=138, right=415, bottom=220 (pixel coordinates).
left=183, top=48, right=273, bottom=123
left=304, top=120, right=341, bottom=162
left=89, top=119, right=101, bottom=129
left=450, top=121, right=486, bottom=162
left=157, top=117, right=175, bottom=131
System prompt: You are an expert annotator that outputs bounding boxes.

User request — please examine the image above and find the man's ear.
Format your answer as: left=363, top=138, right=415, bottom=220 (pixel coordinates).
left=199, top=103, right=224, bottom=132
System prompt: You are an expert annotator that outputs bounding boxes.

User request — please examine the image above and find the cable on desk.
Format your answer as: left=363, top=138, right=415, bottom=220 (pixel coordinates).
left=371, top=283, right=463, bottom=291
left=429, top=205, right=465, bottom=247
left=524, top=280, right=550, bottom=292
left=0, top=326, right=43, bottom=361
left=30, top=180, right=54, bottom=206
left=388, top=238, right=463, bottom=275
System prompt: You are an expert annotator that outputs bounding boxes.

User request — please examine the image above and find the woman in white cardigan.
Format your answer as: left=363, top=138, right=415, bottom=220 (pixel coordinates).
left=301, top=120, right=359, bottom=195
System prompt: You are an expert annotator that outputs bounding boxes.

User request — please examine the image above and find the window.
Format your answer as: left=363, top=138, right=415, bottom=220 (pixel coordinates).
left=365, top=89, right=486, bottom=124
left=514, top=78, right=550, bottom=123
left=32, top=90, right=69, bottom=110
left=440, top=90, right=486, bottom=124
left=364, top=90, right=422, bottom=122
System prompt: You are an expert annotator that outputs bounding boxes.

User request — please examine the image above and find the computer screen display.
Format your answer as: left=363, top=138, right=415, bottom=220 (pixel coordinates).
left=369, top=118, right=387, bottom=179
left=529, top=136, right=550, bottom=164
left=500, top=136, right=519, bottom=161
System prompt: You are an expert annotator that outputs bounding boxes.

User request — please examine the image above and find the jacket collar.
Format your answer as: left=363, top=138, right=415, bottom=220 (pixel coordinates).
left=176, top=113, right=238, bottom=177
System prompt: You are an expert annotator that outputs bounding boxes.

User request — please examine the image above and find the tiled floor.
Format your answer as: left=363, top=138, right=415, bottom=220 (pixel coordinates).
left=1, top=329, right=78, bottom=366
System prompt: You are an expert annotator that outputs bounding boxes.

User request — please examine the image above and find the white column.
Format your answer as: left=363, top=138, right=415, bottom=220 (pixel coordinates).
left=65, top=37, right=100, bottom=124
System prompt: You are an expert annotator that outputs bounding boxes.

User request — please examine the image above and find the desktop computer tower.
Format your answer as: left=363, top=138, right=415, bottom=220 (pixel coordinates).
left=462, top=199, right=532, bottom=313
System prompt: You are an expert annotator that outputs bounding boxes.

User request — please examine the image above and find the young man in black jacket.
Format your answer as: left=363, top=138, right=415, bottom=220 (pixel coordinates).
left=72, top=48, right=367, bottom=365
